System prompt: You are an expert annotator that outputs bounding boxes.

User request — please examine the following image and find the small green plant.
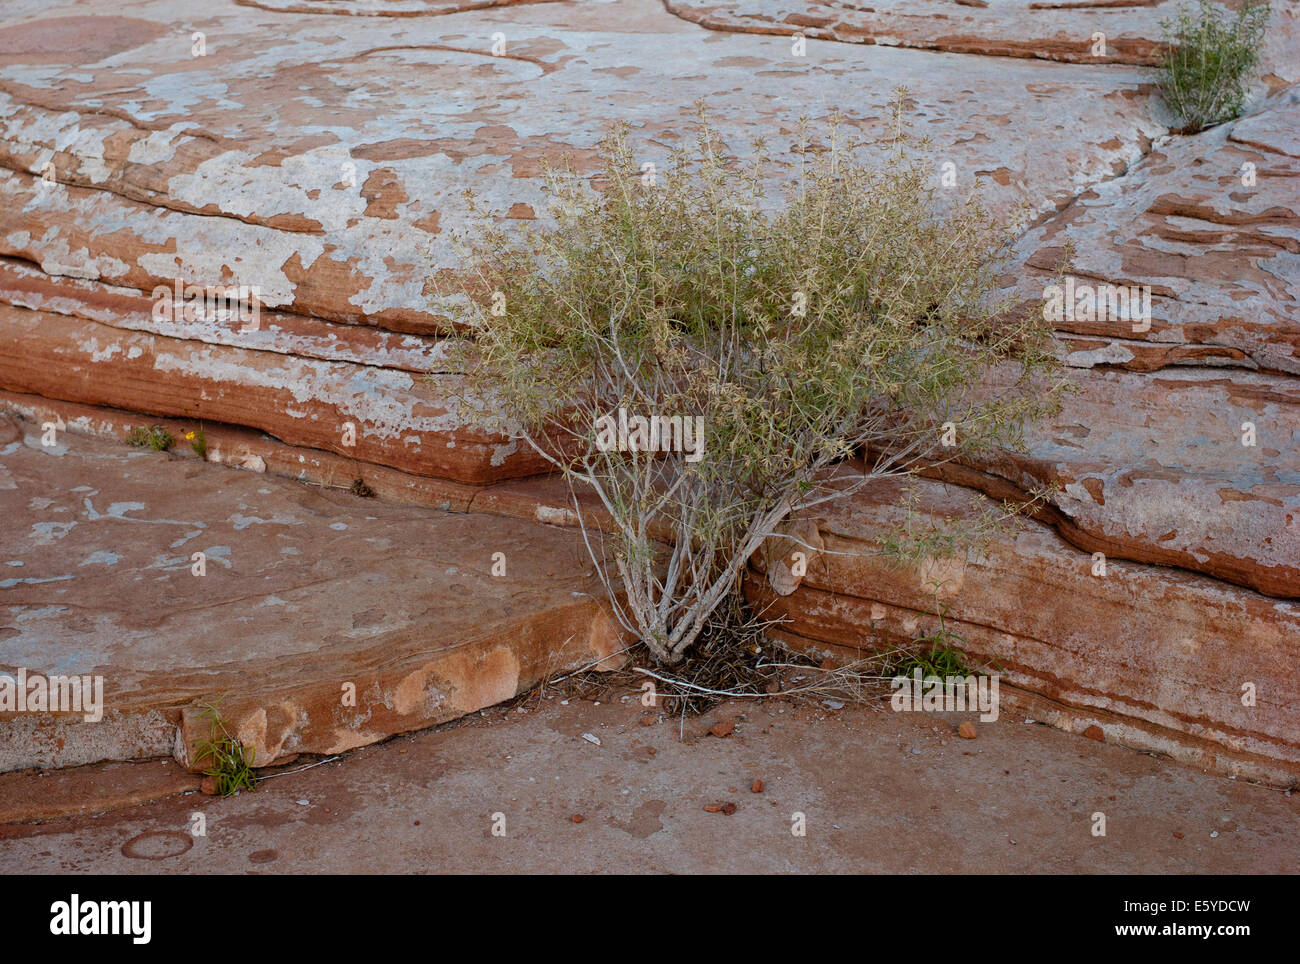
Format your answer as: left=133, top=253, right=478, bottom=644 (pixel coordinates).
left=192, top=700, right=258, bottom=796
left=126, top=425, right=173, bottom=451
left=878, top=602, right=976, bottom=679
left=186, top=426, right=207, bottom=460
left=1159, top=0, right=1270, bottom=132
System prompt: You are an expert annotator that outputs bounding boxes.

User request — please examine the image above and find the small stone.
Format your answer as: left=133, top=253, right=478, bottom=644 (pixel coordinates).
left=751, top=779, right=764, bottom=793
left=710, top=720, right=735, bottom=738
left=823, top=700, right=844, bottom=710
left=581, top=733, right=601, bottom=746
left=1083, top=724, right=1105, bottom=742
left=199, top=776, right=218, bottom=795
left=1173, top=831, right=1184, bottom=839
left=721, top=802, right=737, bottom=815
left=958, top=722, right=977, bottom=739
left=571, top=814, right=584, bottom=824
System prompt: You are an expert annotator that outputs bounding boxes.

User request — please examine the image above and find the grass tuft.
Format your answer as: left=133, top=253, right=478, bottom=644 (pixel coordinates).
left=126, top=425, right=173, bottom=451
left=193, top=699, right=258, bottom=796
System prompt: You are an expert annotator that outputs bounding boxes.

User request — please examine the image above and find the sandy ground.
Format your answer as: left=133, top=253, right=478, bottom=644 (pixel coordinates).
left=3, top=683, right=1296, bottom=874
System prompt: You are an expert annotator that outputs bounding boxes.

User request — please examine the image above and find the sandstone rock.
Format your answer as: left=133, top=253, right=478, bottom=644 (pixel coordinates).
left=665, top=0, right=1300, bottom=74
left=0, top=760, right=198, bottom=825
left=762, top=518, right=824, bottom=596
left=1009, top=95, right=1300, bottom=378
left=958, top=722, right=977, bottom=740
left=0, top=0, right=1173, bottom=495
left=0, top=416, right=629, bottom=773
left=951, top=93, right=1300, bottom=600
left=943, top=363, right=1300, bottom=599
left=746, top=476, right=1300, bottom=783
left=0, top=0, right=1165, bottom=339
left=0, top=304, right=547, bottom=484
left=0, top=388, right=497, bottom=511
left=1, top=0, right=1294, bottom=793
left=235, top=0, right=555, bottom=18
left=0, top=258, right=452, bottom=374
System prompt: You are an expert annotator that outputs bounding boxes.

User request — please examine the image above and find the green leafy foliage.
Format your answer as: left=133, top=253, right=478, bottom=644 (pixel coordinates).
left=1159, top=0, right=1270, bottom=132
left=126, top=425, right=173, bottom=451
left=878, top=602, right=977, bottom=678
left=193, top=700, right=258, bottom=796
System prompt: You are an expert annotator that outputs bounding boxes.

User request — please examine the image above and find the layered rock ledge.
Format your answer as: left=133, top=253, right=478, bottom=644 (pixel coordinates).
left=0, top=414, right=625, bottom=772
left=0, top=0, right=1295, bottom=782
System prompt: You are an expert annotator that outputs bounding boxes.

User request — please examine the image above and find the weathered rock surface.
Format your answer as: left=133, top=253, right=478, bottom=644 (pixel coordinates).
left=0, top=0, right=1295, bottom=784
left=928, top=92, right=1300, bottom=601
left=665, top=0, right=1300, bottom=74
left=746, top=476, right=1300, bottom=784
left=0, top=257, right=452, bottom=373
left=748, top=89, right=1300, bottom=781
left=235, top=0, right=558, bottom=16
left=0, top=414, right=627, bottom=772
left=940, top=363, right=1300, bottom=599
left=1009, top=93, right=1300, bottom=378
left=0, top=302, right=549, bottom=483
left=0, top=0, right=1169, bottom=486
left=0, top=0, right=1164, bottom=330
left=0, top=758, right=198, bottom=824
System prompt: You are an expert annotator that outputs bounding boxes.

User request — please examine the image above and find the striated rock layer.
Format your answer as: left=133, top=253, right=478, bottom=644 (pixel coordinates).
left=664, top=0, right=1300, bottom=74
left=0, top=0, right=1295, bottom=781
left=747, top=477, right=1300, bottom=785
left=0, top=415, right=627, bottom=772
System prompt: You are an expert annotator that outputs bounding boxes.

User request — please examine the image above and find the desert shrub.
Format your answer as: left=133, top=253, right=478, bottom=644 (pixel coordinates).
left=1159, top=0, right=1270, bottom=132
left=442, top=94, right=1064, bottom=665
